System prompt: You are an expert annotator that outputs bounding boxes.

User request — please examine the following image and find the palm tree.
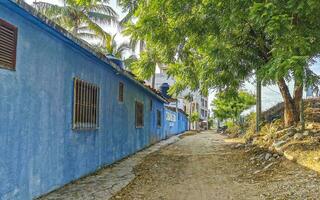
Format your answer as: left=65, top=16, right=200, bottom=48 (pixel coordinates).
left=93, top=34, right=138, bottom=69
left=33, top=0, right=118, bottom=43
left=116, top=0, right=139, bottom=25
left=94, top=34, right=130, bottom=58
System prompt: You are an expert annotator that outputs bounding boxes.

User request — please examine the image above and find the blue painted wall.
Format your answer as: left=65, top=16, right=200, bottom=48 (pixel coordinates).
left=164, top=108, right=188, bottom=138
left=0, top=1, right=170, bottom=199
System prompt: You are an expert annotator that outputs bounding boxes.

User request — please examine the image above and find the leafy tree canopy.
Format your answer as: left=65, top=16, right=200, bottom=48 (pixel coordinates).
left=127, top=0, right=320, bottom=89
left=212, top=91, right=256, bottom=121
left=123, top=0, right=320, bottom=126
left=189, top=112, right=200, bottom=123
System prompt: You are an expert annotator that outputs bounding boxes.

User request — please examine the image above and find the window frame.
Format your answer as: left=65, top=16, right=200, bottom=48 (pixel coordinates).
left=157, top=109, right=162, bottom=127
left=135, top=101, right=144, bottom=128
left=72, top=78, right=100, bottom=131
left=118, top=81, right=124, bottom=102
left=150, top=99, right=153, bottom=111
left=0, top=18, right=18, bottom=71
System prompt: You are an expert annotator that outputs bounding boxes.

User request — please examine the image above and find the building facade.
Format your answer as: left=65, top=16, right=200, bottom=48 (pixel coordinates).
left=0, top=1, right=188, bottom=199
left=150, top=68, right=209, bottom=130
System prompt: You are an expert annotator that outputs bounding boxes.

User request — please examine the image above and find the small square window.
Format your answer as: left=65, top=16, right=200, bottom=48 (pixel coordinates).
left=119, top=82, right=124, bottom=102
left=135, top=101, right=144, bottom=128
left=0, top=19, right=18, bottom=70
left=157, top=110, right=161, bottom=127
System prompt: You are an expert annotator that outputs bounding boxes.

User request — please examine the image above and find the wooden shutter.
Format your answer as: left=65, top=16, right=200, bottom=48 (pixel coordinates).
left=157, top=110, right=161, bottom=127
left=0, top=19, right=17, bottom=70
left=135, top=101, right=144, bottom=127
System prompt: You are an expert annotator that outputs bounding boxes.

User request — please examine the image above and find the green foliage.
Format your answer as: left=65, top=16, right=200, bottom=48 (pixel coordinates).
left=122, top=0, right=320, bottom=98
left=189, top=112, right=200, bottom=123
left=212, top=91, right=256, bottom=121
left=93, top=34, right=130, bottom=59
left=116, top=0, right=139, bottom=25
left=224, top=120, right=242, bottom=136
left=208, top=117, right=214, bottom=129
left=129, top=48, right=158, bottom=80
left=33, top=0, right=118, bottom=44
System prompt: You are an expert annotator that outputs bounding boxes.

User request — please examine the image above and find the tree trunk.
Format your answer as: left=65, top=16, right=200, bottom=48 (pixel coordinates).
left=293, top=81, right=303, bottom=122
left=277, top=78, right=299, bottom=127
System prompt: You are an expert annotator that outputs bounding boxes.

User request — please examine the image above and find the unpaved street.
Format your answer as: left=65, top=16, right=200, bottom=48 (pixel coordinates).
left=112, top=130, right=320, bottom=200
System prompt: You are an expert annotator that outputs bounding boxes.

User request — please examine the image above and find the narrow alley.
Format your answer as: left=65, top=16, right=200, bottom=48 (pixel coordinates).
left=40, top=131, right=320, bottom=200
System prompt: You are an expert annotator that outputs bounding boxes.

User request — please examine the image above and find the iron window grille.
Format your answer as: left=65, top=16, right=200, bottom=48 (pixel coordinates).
left=118, top=82, right=124, bottom=102
left=135, top=101, right=144, bottom=128
left=73, top=78, right=100, bottom=130
left=0, top=19, right=17, bottom=70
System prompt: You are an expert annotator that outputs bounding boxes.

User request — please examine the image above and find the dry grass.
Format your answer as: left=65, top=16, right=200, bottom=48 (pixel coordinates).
left=241, top=118, right=320, bottom=174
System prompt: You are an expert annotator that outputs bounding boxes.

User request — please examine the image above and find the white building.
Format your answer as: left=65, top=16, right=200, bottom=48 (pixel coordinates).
left=148, top=67, right=209, bottom=130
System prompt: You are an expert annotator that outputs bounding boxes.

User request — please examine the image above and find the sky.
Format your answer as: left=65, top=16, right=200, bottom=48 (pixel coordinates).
left=24, top=0, right=320, bottom=114
left=25, top=0, right=128, bottom=42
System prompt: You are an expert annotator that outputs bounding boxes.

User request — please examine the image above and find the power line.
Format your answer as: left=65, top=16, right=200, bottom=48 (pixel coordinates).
left=265, top=86, right=281, bottom=95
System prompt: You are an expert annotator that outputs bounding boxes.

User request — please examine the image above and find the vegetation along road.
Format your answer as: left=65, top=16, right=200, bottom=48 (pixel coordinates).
left=112, top=130, right=320, bottom=200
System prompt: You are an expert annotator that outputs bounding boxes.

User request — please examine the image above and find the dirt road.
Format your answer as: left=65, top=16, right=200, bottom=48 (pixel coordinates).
left=111, top=130, right=320, bottom=200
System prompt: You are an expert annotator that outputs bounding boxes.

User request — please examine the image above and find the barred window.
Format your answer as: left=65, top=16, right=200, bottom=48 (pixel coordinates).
left=0, top=19, right=17, bottom=70
left=150, top=99, right=153, bottom=111
left=135, top=101, right=144, bottom=128
left=118, top=82, right=124, bottom=102
left=73, top=78, right=100, bottom=130
left=157, top=109, right=161, bottom=127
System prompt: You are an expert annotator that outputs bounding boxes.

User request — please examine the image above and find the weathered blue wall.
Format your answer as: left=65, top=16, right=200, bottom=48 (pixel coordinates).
left=0, top=1, right=168, bottom=199
left=164, top=108, right=188, bottom=138
left=178, top=112, right=189, bottom=134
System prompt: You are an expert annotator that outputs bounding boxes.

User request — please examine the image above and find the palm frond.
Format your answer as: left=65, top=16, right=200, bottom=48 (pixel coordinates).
left=77, top=32, right=100, bottom=40
left=87, top=12, right=118, bottom=25
left=89, top=4, right=118, bottom=17
left=81, top=13, right=111, bottom=41
left=33, top=2, right=65, bottom=18
left=117, top=43, right=130, bottom=54
left=120, top=11, right=134, bottom=25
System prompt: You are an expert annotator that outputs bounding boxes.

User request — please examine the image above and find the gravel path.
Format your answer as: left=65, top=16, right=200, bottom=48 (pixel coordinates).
left=111, top=130, right=320, bottom=200
left=39, top=130, right=320, bottom=200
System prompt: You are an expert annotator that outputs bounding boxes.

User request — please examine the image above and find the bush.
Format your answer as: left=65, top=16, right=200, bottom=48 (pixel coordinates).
left=225, top=120, right=241, bottom=137
left=243, top=112, right=256, bottom=141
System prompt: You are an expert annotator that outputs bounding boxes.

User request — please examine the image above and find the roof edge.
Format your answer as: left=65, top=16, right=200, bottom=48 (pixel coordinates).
left=6, top=0, right=167, bottom=103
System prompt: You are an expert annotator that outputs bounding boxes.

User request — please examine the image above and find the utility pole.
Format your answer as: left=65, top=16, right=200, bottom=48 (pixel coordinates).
left=300, top=72, right=305, bottom=131
left=256, top=73, right=262, bottom=133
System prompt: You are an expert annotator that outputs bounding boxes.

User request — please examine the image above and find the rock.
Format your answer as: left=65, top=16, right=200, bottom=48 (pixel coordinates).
left=273, top=153, right=278, bottom=158
left=303, top=130, right=310, bottom=137
left=287, top=127, right=296, bottom=136
left=294, top=133, right=303, bottom=140
left=273, top=140, right=286, bottom=148
left=265, top=153, right=272, bottom=161
left=235, top=143, right=243, bottom=148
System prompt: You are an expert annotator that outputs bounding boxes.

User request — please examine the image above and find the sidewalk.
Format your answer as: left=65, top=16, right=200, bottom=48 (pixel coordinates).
left=38, top=134, right=182, bottom=200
